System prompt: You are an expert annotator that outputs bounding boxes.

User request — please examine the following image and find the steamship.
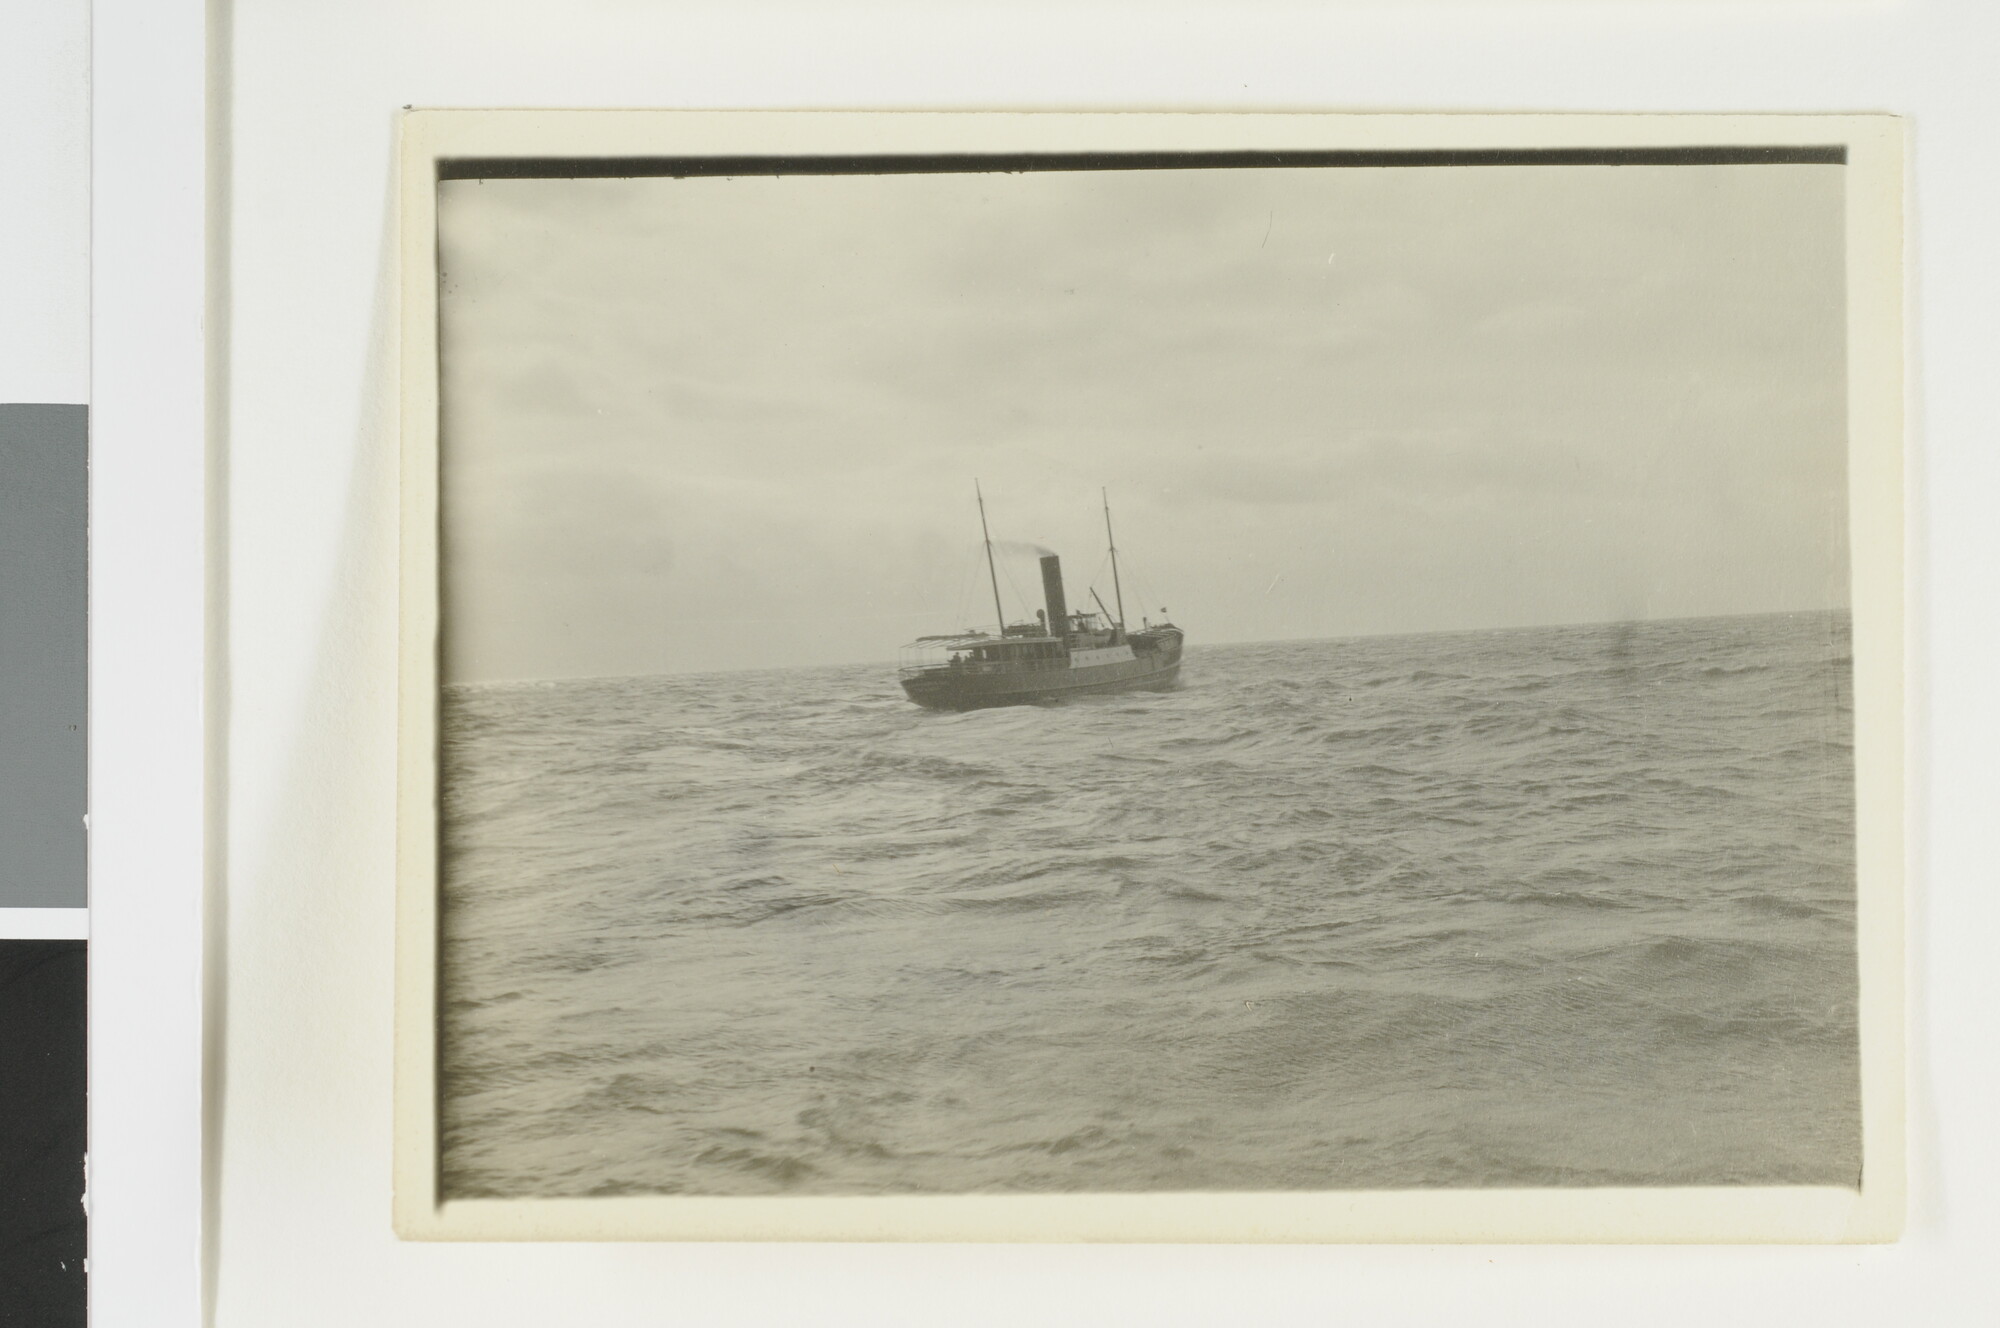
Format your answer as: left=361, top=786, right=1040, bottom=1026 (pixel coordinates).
left=898, top=487, right=1184, bottom=711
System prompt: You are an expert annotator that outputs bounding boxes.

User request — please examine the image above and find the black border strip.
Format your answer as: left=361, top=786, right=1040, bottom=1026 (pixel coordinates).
left=0, top=941, right=87, bottom=1327
left=438, top=145, right=1846, bottom=181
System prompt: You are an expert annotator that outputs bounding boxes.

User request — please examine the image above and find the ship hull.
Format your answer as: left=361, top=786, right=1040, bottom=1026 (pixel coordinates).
left=900, top=656, right=1181, bottom=711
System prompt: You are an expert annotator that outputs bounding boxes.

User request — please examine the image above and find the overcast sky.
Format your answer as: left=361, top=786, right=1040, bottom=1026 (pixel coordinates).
left=437, top=162, right=1847, bottom=683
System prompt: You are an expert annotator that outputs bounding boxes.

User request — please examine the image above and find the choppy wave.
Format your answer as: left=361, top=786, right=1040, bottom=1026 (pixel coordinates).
left=439, top=611, right=1860, bottom=1196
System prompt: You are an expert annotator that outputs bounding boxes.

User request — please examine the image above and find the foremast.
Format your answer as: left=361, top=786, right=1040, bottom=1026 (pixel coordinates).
left=975, top=479, right=1005, bottom=637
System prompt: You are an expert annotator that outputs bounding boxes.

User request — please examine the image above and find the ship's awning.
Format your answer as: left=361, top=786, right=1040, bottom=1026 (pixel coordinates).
left=902, top=632, right=1060, bottom=650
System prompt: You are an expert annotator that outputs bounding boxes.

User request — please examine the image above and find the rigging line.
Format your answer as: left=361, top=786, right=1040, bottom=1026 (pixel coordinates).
left=951, top=544, right=981, bottom=627
left=1130, top=566, right=1161, bottom=621
left=1084, top=553, right=1112, bottom=624
left=997, top=557, right=1030, bottom=621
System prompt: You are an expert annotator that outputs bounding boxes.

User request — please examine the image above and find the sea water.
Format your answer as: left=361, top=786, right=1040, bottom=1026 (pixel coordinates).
left=438, top=611, right=1859, bottom=1196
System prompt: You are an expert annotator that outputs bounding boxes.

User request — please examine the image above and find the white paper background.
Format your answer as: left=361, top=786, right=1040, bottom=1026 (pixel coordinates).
left=145, top=1, right=1999, bottom=1323
left=0, top=0, right=88, bottom=404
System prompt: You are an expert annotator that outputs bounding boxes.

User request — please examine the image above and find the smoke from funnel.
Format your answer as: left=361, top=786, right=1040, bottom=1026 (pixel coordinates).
left=989, top=539, right=1056, bottom=558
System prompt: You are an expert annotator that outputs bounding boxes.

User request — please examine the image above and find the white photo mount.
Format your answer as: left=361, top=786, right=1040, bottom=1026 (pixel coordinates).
left=395, top=109, right=1904, bottom=1243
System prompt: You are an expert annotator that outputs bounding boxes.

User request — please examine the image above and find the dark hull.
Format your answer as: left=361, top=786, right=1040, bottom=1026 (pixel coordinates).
left=901, top=657, right=1181, bottom=711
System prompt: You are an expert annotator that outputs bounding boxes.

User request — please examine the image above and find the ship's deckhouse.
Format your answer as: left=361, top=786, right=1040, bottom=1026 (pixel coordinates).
left=1069, top=645, right=1136, bottom=669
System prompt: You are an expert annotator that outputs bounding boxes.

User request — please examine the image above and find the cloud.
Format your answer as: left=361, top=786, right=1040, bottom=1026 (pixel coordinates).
left=436, top=163, right=1848, bottom=680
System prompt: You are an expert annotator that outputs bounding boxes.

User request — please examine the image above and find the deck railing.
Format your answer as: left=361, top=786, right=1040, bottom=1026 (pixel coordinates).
left=897, top=655, right=1068, bottom=678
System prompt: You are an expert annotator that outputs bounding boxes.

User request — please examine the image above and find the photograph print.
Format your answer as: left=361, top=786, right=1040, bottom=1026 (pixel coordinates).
left=414, top=117, right=1897, bottom=1225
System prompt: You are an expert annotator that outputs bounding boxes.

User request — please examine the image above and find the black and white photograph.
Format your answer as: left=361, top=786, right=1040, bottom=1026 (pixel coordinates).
left=398, top=113, right=1903, bottom=1239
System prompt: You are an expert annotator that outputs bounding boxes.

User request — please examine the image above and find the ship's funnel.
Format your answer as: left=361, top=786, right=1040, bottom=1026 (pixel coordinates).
left=1039, top=555, right=1069, bottom=637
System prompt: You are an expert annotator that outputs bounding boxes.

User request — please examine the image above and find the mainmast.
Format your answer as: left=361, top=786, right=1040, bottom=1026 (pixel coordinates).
left=976, top=480, right=1006, bottom=636
left=1102, top=488, right=1126, bottom=630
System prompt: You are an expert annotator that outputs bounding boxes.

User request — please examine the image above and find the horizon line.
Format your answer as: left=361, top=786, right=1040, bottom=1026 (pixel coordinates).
left=444, top=604, right=1850, bottom=690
